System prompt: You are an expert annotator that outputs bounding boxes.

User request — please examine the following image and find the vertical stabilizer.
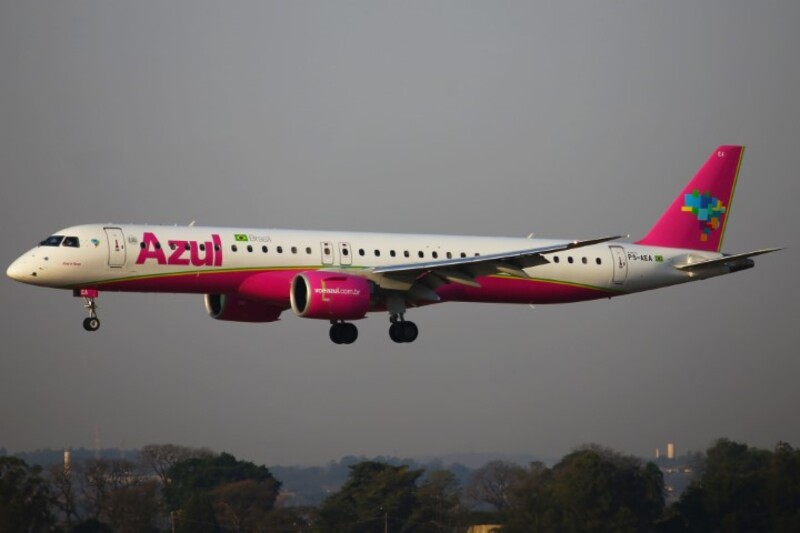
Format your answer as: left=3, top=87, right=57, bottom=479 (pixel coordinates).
left=636, top=146, right=744, bottom=252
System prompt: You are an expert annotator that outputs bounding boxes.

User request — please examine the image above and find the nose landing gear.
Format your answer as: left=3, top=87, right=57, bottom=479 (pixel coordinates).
left=75, top=289, right=101, bottom=332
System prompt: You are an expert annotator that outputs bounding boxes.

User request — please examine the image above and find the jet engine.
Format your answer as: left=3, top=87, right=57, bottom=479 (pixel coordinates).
left=205, top=293, right=284, bottom=322
left=290, top=271, right=372, bottom=320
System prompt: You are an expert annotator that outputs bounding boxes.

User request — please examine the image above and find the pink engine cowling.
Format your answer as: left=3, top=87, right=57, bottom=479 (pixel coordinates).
left=205, top=293, right=284, bottom=322
left=290, top=271, right=372, bottom=320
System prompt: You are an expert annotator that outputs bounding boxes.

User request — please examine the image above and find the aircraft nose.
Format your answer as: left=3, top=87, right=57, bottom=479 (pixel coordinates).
left=7, top=255, right=36, bottom=282
left=7, top=257, right=26, bottom=281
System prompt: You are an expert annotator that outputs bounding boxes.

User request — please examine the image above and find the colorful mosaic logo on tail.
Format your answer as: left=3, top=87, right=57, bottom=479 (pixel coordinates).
left=682, top=189, right=727, bottom=242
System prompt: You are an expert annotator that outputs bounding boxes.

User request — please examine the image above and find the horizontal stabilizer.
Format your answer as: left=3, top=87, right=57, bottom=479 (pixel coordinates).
left=675, top=248, right=782, bottom=271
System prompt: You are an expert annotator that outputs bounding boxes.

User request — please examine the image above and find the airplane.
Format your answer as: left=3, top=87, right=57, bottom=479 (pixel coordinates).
left=6, top=145, right=779, bottom=344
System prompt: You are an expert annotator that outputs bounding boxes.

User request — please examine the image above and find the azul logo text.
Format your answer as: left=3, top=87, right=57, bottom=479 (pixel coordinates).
left=136, top=232, right=223, bottom=267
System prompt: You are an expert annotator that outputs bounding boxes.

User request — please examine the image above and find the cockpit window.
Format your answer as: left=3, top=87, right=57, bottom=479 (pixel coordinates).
left=39, top=235, right=64, bottom=247
left=62, top=236, right=80, bottom=248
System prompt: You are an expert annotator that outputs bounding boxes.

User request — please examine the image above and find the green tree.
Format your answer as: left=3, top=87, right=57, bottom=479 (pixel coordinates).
left=211, top=479, right=280, bottom=531
left=675, top=439, right=800, bottom=532
left=504, top=462, right=555, bottom=531
left=505, top=445, right=664, bottom=533
left=176, top=493, right=220, bottom=533
left=140, top=443, right=214, bottom=486
left=0, top=456, right=54, bottom=532
left=318, top=461, right=423, bottom=532
left=768, top=442, right=800, bottom=530
left=164, top=452, right=281, bottom=511
left=105, top=480, right=161, bottom=532
left=465, top=460, right=526, bottom=512
left=409, top=469, right=463, bottom=531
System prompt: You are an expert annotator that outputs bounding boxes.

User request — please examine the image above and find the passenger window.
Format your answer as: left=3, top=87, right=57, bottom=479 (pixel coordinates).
left=62, top=237, right=80, bottom=247
left=169, top=243, right=176, bottom=251
left=404, top=251, right=410, bottom=258
left=306, top=247, right=312, bottom=254
left=185, top=243, right=190, bottom=251
left=418, top=251, right=425, bottom=258
left=200, top=243, right=206, bottom=252
left=40, top=236, right=64, bottom=247
left=568, top=256, right=574, bottom=264
left=460, top=252, right=467, bottom=258
left=262, top=246, right=268, bottom=253
left=247, top=245, right=253, bottom=252
left=553, top=256, right=560, bottom=263
left=359, top=249, right=365, bottom=256
left=374, top=249, right=381, bottom=257
left=342, top=248, right=349, bottom=256
left=596, top=257, right=602, bottom=265
left=447, top=252, right=452, bottom=259
left=582, top=257, right=587, bottom=264
left=390, top=250, right=396, bottom=257
left=277, top=246, right=283, bottom=253
left=232, top=245, right=238, bottom=252
left=214, top=244, right=220, bottom=252
left=140, top=242, right=146, bottom=249
left=291, top=246, right=297, bottom=254
left=432, top=251, right=438, bottom=259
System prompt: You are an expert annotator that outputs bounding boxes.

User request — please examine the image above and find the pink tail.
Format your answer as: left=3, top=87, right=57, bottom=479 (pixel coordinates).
left=636, top=145, right=745, bottom=252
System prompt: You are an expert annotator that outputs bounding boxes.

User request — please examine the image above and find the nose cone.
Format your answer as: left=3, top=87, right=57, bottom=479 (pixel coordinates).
left=7, top=256, right=26, bottom=281
left=7, top=255, right=36, bottom=283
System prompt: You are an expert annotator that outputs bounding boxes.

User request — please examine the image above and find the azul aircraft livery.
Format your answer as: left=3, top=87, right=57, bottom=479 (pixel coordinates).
left=7, top=146, right=779, bottom=344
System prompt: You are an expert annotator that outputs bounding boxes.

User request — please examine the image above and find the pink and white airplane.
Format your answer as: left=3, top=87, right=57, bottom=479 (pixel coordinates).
left=7, top=146, right=779, bottom=344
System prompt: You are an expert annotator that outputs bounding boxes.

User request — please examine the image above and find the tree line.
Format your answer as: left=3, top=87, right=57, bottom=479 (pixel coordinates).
left=1, top=439, right=799, bottom=532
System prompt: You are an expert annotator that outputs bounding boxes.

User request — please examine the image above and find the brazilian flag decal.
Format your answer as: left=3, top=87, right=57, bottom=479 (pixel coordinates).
left=234, top=234, right=249, bottom=242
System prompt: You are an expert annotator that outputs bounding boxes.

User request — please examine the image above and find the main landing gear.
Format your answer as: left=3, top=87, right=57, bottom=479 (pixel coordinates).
left=327, top=318, right=419, bottom=344
left=329, top=321, right=358, bottom=344
left=389, top=314, right=418, bottom=343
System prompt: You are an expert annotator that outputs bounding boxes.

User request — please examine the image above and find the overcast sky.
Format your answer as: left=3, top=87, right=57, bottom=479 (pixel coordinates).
left=1, top=1, right=797, bottom=466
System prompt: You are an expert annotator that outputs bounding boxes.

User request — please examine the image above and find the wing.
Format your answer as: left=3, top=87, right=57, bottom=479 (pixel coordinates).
left=355, top=236, right=621, bottom=299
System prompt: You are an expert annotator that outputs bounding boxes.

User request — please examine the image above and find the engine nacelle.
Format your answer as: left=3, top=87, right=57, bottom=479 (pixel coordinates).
left=205, top=293, right=284, bottom=322
left=290, top=271, right=372, bottom=320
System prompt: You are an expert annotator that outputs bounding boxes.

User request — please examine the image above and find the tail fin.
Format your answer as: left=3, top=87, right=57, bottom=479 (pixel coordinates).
left=636, top=145, right=744, bottom=252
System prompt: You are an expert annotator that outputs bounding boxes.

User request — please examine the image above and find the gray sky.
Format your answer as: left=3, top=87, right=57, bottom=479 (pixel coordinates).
left=1, top=1, right=797, bottom=466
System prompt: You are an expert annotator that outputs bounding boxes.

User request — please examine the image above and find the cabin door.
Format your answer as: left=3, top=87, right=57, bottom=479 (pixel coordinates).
left=104, top=227, right=126, bottom=268
left=610, top=245, right=628, bottom=284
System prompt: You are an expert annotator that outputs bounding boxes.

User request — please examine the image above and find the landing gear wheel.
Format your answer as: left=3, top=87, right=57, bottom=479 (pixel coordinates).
left=329, top=322, right=358, bottom=344
left=389, top=321, right=418, bottom=343
left=80, top=293, right=100, bottom=332
left=400, top=321, right=418, bottom=343
left=83, top=317, right=100, bottom=332
left=389, top=322, right=402, bottom=343
left=342, top=323, right=358, bottom=344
